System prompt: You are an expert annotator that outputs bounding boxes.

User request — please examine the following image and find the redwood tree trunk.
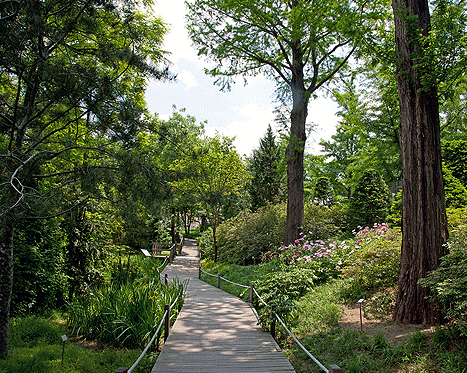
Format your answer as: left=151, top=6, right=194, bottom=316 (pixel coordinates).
left=0, top=220, right=14, bottom=359
left=284, top=77, right=308, bottom=245
left=392, top=0, right=449, bottom=324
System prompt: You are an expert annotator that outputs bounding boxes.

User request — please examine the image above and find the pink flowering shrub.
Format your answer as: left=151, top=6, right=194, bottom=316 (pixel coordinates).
left=341, top=223, right=401, bottom=300
left=279, top=235, right=352, bottom=283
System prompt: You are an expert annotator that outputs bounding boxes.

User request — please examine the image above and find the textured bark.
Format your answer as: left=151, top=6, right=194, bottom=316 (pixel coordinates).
left=392, top=0, right=449, bottom=324
left=0, top=220, right=14, bottom=359
left=284, top=77, right=308, bottom=245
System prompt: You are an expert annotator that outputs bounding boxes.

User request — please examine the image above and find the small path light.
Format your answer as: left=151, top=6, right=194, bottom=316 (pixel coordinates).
left=357, top=299, right=364, bottom=331
left=61, top=335, right=67, bottom=368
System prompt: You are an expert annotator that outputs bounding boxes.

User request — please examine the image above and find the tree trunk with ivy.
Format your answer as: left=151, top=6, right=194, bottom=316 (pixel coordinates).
left=392, top=0, right=449, bottom=324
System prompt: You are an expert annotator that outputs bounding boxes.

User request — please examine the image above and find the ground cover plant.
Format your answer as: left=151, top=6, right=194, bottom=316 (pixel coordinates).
left=1, top=314, right=155, bottom=373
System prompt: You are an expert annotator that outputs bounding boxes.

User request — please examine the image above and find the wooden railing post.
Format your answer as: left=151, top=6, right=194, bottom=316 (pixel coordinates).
left=217, top=274, right=221, bottom=288
left=164, top=304, right=170, bottom=343
left=270, top=304, right=277, bottom=340
left=329, top=365, right=342, bottom=373
left=164, top=273, right=168, bottom=285
left=249, top=284, right=254, bottom=304
left=198, top=266, right=201, bottom=279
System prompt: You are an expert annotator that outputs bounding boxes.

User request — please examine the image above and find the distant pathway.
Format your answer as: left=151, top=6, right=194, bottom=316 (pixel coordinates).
left=152, top=238, right=295, bottom=373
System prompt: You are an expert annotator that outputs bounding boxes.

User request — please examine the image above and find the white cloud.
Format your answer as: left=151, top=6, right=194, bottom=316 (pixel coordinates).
left=177, top=70, right=198, bottom=89
left=151, top=0, right=203, bottom=65
left=205, top=103, right=276, bottom=157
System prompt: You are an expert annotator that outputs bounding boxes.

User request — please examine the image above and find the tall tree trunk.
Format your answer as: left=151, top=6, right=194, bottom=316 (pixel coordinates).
left=284, top=79, right=308, bottom=245
left=392, top=0, right=449, bottom=324
left=0, top=219, right=14, bottom=359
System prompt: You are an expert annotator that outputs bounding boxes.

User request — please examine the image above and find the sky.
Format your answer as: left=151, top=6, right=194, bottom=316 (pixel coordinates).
left=145, top=0, right=340, bottom=157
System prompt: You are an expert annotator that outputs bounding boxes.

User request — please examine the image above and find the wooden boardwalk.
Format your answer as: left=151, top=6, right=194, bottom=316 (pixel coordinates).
left=152, top=239, right=295, bottom=373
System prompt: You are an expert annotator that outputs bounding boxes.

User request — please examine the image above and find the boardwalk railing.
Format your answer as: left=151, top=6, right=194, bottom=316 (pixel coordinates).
left=199, top=267, right=342, bottom=373
left=152, top=235, right=185, bottom=263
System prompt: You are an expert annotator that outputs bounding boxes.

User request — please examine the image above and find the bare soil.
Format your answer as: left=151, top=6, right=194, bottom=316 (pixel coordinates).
left=339, top=303, right=435, bottom=346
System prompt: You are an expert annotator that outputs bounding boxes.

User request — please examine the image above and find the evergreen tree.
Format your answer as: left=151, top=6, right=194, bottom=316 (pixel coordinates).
left=248, top=125, right=284, bottom=211
left=348, top=169, right=392, bottom=230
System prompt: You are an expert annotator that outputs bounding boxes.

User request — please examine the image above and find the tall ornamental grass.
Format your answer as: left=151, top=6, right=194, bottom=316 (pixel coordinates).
left=68, top=254, right=184, bottom=348
left=68, top=278, right=184, bottom=348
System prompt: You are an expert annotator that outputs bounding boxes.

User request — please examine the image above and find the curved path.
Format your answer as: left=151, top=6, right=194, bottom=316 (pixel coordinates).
left=152, top=238, right=295, bottom=373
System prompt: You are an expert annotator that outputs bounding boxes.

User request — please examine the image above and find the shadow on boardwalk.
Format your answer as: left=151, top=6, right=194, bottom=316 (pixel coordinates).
left=152, top=238, right=295, bottom=373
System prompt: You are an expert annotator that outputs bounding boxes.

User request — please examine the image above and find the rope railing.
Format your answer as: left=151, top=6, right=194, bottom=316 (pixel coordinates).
left=126, top=308, right=168, bottom=373
left=199, top=266, right=342, bottom=373
left=252, top=287, right=269, bottom=307
left=157, top=256, right=169, bottom=271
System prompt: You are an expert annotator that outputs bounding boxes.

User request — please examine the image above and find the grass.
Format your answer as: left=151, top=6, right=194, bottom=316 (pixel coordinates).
left=1, top=314, right=155, bottom=373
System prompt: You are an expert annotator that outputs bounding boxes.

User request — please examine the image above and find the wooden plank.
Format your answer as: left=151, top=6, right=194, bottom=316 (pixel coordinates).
left=152, top=239, right=295, bottom=373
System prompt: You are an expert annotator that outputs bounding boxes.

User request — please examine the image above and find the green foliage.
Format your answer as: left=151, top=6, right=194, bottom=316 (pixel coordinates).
left=201, top=204, right=286, bottom=264
left=2, top=315, right=154, bottom=372
left=443, top=163, right=467, bottom=208
left=9, top=315, right=66, bottom=349
left=11, top=220, right=66, bottom=316
left=419, top=225, right=467, bottom=334
left=341, top=224, right=401, bottom=301
left=254, top=268, right=315, bottom=318
left=248, top=125, right=285, bottom=211
left=447, top=207, right=467, bottom=231
left=303, top=204, right=348, bottom=241
left=312, top=177, right=336, bottom=206
left=68, top=255, right=183, bottom=348
left=347, top=169, right=392, bottom=230
left=201, top=202, right=348, bottom=264
left=292, top=280, right=344, bottom=334
left=443, top=140, right=467, bottom=185
left=68, top=278, right=184, bottom=348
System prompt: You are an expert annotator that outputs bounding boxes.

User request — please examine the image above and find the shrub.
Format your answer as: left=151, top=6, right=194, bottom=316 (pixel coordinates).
left=347, top=169, right=392, bottom=231
left=214, top=203, right=286, bottom=264
left=341, top=224, right=401, bottom=301
left=303, top=204, right=348, bottom=241
left=312, top=176, right=336, bottom=206
left=254, top=268, right=315, bottom=319
left=419, top=225, right=467, bottom=334
left=279, top=235, right=352, bottom=284
left=443, top=163, right=467, bottom=208
left=447, top=207, right=467, bottom=231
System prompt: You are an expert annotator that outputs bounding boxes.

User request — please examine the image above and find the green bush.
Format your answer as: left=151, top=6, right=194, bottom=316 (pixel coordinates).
left=254, top=268, right=315, bottom=318
left=216, top=203, right=287, bottom=264
left=443, top=163, right=467, bottom=208
left=198, top=227, right=214, bottom=260
left=341, top=224, right=401, bottom=301
left=68, top=254, right=183, bottom=348
left=447, top=207, right=467, bottom=231
left=312, top=176, right=336, bottom=206
left=12, top=219, right=66, bottom=316
left=303, top=204, right=348, bottom=241
left=419, top=225, right=467, bottom=334
left=347, top=169, right=392, bottom=231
